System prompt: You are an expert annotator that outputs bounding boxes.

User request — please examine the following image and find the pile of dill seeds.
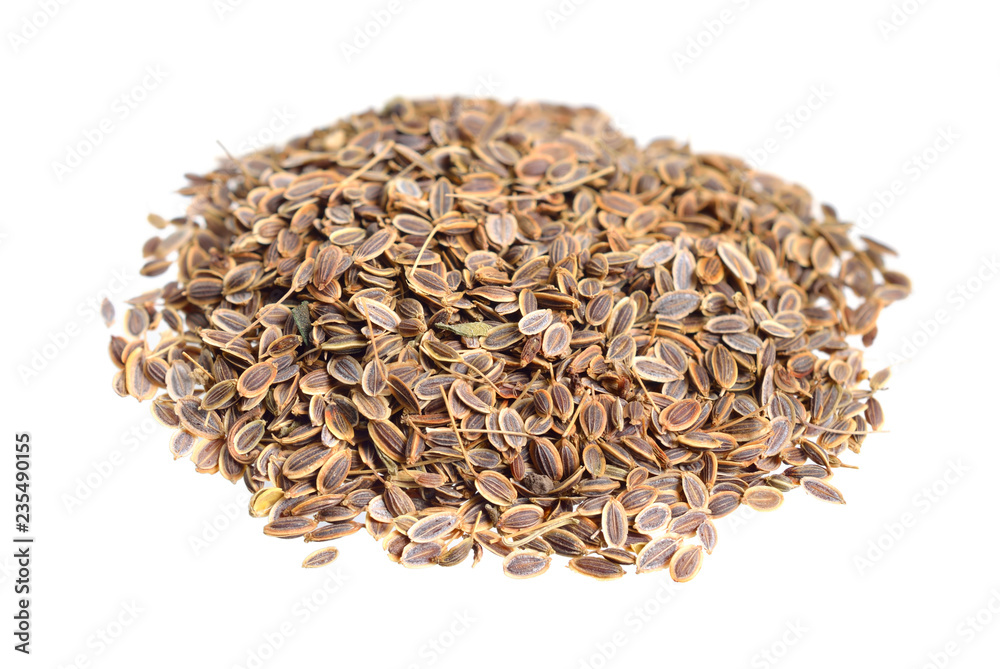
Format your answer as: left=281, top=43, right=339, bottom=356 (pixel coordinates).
left=108, top=97, right=909, bottom=580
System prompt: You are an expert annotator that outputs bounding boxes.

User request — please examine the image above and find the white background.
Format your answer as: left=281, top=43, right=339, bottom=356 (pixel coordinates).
left=2, top=1, right=999, bottom=668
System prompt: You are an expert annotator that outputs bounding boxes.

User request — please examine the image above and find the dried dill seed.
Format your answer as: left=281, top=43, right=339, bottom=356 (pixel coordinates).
left=108, top=97, right=908, bottom=582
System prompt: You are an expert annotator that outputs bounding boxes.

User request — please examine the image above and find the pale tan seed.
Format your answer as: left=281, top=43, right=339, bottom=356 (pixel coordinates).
left=743, top=486, right=785, bottom=512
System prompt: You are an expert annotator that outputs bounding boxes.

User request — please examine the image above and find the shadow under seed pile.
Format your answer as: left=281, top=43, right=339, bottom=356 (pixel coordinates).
left=108, top=97, right=909, bottom=580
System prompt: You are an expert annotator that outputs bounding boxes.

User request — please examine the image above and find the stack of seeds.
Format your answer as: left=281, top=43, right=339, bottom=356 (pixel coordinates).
left=108, top=98, right=909, bottom=580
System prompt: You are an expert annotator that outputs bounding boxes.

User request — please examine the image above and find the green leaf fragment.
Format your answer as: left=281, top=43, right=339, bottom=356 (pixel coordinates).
left=291, top=301, right=312, bottom=342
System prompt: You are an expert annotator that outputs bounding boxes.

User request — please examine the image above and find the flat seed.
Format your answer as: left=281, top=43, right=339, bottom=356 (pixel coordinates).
left=408, top=511, right=460, bottom=543
left=601, top=499, right=628, bottom=548
left=669, top=544, right=704, bottom=583
left=743, top=486, right=785, bottom=511
left=636, top=534, right=683, bottom=574
left=302, top=546, right=339, bottom=568
left=568, top=555, right=625, bottom=580
left=503, top=550, right=551, bottom=579
left=801, top=477, right=846, bottom=504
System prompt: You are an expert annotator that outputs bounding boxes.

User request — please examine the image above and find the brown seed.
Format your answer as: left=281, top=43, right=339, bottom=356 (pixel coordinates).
left=580, top=400, right=608, bottom=440
left=801, top=477, right=847, bottom=504
left=669, top=544, right=704, bottom=583
left=108, top=97, right=908, bottom=582
left=636, top=534, right=683, bottom=574
left=743, top=486, right=785, bottom=512
left=601, top=499, right=627, bottom=548
left=237, top=362, right=277, bottom=398
left=681, top=472, right=709, bottom=509
left=101, top=298, right=115, bottom=327
left=568, top=555, right=625, bottom=580
left=231, top=419, right=265, bottom=456
left=633, top=503, right=671, bottom=534
left=400, top=541, right=442, bottom=568
left=518, top=309, right=553, bottom=336
left=302, top=546, right=339, bottom=568
left=502, top=550, right=551, bottom=579
left=263, top=516, right=317, bottom=539
left=408, top=511, right=460, bottom=543
left=541, top=322, right=571, bottom=358
left=650, top=290, right=702, bottom=318
left=476, top=471, right=517, bottom=506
